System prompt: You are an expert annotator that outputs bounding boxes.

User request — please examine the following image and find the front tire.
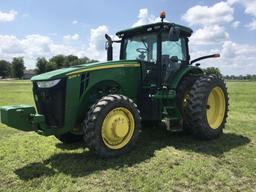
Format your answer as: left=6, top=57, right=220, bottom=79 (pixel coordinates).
left=83, top=94, right=141, bottom=158
left=186, top=75, right=229, bottom=140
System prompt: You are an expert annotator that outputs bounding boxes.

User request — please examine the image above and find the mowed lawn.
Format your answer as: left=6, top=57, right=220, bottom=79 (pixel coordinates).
left=0, top=80, right=256, bottom=192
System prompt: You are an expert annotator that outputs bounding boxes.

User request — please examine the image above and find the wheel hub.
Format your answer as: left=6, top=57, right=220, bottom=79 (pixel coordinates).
left=112, top=117, right=129, bottom=138
left=102, top=107, right=135, bottom=149
left=206, top=86, right=226, bottom=129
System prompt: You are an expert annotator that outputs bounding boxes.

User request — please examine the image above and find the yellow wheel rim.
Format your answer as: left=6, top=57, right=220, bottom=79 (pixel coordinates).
left=101, top=107, right=135, bottom=149
left=206, top=86, right=226, bottom=129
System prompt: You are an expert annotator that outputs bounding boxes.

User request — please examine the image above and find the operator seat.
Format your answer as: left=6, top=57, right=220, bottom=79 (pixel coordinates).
left=162, top=55, right=180, bottom=85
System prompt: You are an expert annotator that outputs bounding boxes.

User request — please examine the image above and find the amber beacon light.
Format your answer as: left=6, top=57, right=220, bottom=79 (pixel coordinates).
left=160, top=11, right=166, bottom=21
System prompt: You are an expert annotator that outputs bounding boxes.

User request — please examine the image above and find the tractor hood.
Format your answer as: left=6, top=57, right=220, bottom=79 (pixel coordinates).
left=31, top=60, right=139, bottom=81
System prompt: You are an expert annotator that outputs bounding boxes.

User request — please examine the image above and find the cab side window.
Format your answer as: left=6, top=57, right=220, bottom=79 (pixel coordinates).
left=161, top=34, right=187, bottom=83
left=162, top=34, right=186, bottom=63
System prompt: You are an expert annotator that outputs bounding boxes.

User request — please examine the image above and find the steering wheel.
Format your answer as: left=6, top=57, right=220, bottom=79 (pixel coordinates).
left=170, top=56, right=183, bottom=63
left=136, top=48, right=148, bottom=54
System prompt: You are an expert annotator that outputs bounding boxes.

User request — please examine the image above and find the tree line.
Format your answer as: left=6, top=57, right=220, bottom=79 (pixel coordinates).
left=0, top=57, right=25, bottom=79
left=36, top=55, right=97, bottom=74
left=203, top=67, right=256, bottom=81
left=0, top=60, right=255, bottom=80
left=0, top=55, right=97, bottom=79
left=224, top=74, right=256, bottom=80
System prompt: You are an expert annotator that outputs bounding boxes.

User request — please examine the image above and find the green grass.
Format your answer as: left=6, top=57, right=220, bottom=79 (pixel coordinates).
left=0, top=80, right=256, bottom=192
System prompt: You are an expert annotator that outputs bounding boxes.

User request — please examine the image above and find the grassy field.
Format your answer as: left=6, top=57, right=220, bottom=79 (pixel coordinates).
left=0, top=80, right=256, bottom=192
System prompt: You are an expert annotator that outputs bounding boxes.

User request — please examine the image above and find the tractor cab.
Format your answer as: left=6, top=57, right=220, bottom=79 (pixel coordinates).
left=106, top=19, right=193, bottom=89
left=104, top=13, right=194, bottom=122
left=120, top=24, right=191, bottom=86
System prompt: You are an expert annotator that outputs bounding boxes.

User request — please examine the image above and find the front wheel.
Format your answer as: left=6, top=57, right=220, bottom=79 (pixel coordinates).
left=83, top=94, right=141, bottom=158
left=186, top=75, right=229, bottom=140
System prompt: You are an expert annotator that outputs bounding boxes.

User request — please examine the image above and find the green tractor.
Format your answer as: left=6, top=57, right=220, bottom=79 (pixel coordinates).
left=0, top=12, right=229, bottom=158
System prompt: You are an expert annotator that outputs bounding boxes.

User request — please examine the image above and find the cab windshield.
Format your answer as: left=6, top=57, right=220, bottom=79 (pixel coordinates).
left=122, top=32, right=187, bottom=63
left=123, top=33, right=157, bottom=63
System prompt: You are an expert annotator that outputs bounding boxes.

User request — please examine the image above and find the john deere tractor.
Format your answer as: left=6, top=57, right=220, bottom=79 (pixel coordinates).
left=0, top=12, right=229, bottom=158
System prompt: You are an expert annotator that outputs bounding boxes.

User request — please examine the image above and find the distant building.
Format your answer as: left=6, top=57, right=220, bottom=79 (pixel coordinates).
left=23, top=69, right=37, bottom=79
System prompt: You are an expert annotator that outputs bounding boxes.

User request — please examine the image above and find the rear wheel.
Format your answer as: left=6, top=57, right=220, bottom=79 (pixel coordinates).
left=176, top=73, right=200, bottom=133
left=83, top=94, right=141, bottom=158
left=186, top=75, right=229, bottom=140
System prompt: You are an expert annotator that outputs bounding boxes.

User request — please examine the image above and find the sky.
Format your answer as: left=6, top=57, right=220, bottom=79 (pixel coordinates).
left=0, top=0, right=256, bottom=75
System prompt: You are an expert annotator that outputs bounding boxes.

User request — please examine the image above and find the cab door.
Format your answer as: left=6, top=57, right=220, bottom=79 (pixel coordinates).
left=136, top=36, right=160, bottom=121
left=161, top=34, right=188, bottom=86
left=139, top=60, right=160, bottom=121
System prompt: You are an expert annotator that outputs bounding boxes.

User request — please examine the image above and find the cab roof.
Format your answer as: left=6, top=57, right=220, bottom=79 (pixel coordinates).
left=116, top=22, right=193, bottom=38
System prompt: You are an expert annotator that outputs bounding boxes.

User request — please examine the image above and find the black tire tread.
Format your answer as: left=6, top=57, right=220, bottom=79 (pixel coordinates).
left=186, top=74, right=229, bottom=140
left=176, top=73, right=200, bottom=133
left=83, top=94, right=141, bottom=158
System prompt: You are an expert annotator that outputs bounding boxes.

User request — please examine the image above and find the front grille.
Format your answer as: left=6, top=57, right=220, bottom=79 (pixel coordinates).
left=33, top=79, right=66, bottom=127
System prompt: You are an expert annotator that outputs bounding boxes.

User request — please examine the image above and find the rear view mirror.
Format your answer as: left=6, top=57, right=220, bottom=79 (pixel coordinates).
left=168, top=26, right=180, bottom=41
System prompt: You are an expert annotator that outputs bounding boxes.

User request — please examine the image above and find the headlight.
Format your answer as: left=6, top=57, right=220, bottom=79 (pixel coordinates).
left=37, top=79, right=61, bottom=88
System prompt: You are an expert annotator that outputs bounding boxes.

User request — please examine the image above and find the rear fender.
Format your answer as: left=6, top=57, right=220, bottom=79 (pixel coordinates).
left=170, top=66, right=203, bottom=89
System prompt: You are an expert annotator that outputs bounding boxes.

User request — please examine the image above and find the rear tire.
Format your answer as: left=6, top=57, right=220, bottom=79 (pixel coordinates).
left=176, top=73, right=199, bottom=133
left=83, top=94, right=141, bottom=158
left=186, top=74, right=229, bottom=140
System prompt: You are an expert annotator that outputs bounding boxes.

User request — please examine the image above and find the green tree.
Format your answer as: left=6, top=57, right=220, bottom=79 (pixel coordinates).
left=49, top=55, right=65, bottom=69
left=46, top=61, right=57, bottom=72
left=64, top=55, right=79, bottom=67
left=81, top=56, right=97, bottom=64
left=246, top=74, right=252, bottom=80
left=11, top=57, right=25, bottom=79
left=36, top=57, right=48, bottom=74
left=0, top=60, right=11, bottom=78
left=39, top=55, right=98, bottom=72
left=204, top=67, right=222, bottom=77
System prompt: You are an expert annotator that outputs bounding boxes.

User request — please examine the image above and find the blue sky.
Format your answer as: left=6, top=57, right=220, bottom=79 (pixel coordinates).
left=0, top=0, right=256, bottom=75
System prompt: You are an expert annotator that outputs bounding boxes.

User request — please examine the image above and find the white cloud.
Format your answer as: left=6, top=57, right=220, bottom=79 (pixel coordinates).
left=72, top=20, right=78, bottom=24
left=86, top=25, right=109, bottom=61
left=132, top=8, right=161, bottom=27
left=220, top=41, right=256, bottom=74
left=228, top=0, right=256, bottom=17
left=228, top=0, right=256, bottom=29
left=190, top=40, right=256, bottom=75
left=246, top=19, right=256, bottom=30
left=0, top=10, right=17, bottom=22
left=182, top=2, right=234, bottom=26
left=222, top=41, right=256, bottom=59
left=182, top=1, right=256, bottom=74
left=21, top=35, right=52, bottom=57
left=232, top=21, right=240, bottom=28
left=0, top=25, right=111, bottom=68
left=0, top=35, right=23, bottom=54
left=63, top=33, right=80, bottom=41
left=190, top=25, right=229, bottom=45
left=0, top=7, right=255, bottom=75
left=0, top=34, right=84, bottom=68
